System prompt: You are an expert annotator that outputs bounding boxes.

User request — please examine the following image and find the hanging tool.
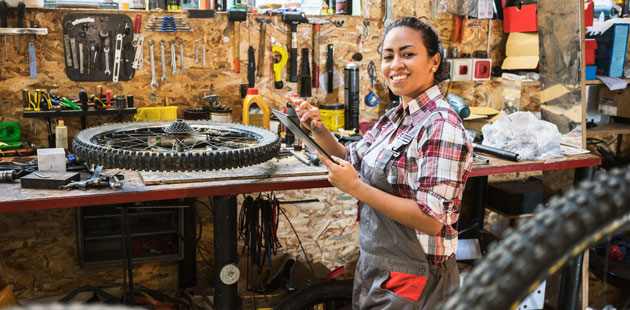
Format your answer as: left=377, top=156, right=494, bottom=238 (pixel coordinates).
left=0, top=0, right=7, bottom=61
left=112, top=32, right=123, bottom=82
left=149, top=40, right=158, bottom=89
left=247, top=46, right=255, bottom=87
left=299, top=48, right=311, bottom=97
left=170, top=39, right=177, bottom=75
left=160, top=40, right=167, bottom=82
left=282, top=12, right=307, bottom=83
left=16, top=1, right=24, bottom=55
left=365, top=61, right=380, bottom=107
left=255, top=18, right=271, bottom=78
left=307, top=18, right=327, bottom=89
left=202, top=38, right=206, bottom=68
left=227, top=9, right=247, bottom=73
left=272, top=45, right=288, bottom=89
left=326, top=44, right=334, bottom=93
left=383, top=0, right=393, bottom=27
left=132, top=14, right=145, bottom=70
left=179, top=40, right=185, bottom=73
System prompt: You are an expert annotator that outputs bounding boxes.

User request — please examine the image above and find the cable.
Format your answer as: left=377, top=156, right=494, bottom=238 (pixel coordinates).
left=278, top=205, right=315, bottom=275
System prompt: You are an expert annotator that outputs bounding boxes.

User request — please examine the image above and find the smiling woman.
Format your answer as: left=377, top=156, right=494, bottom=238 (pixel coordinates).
left=288, top=16, right=474, bottom=309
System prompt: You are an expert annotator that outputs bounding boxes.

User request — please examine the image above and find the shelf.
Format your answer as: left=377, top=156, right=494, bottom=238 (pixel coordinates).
left=586, top=123, right=630, bottom=136
left=22, top=107, right=137, bottom=118
left=585, top=78, right=630, bottom=85
left=83, top=230, right=178, bottom=241
left=0, top=28, right=48, bottom=35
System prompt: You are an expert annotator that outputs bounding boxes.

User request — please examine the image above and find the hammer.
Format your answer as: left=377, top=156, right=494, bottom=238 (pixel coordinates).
left=256, top=18, right=272, bottom=78
left=307, top=18, right=328, bottom=89
left=282, top=12, right=308, bottom=83
left=227, top=9, right=247, bottom=73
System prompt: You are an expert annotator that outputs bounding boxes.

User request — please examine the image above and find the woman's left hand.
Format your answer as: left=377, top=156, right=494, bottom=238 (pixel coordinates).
left=317, top=152, right=363, bottom=196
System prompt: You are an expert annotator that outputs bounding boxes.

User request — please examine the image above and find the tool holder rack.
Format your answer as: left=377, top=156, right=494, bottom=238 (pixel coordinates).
left=0, top=28, right=47, bottom=35
left=22, top=107, right=137, bottom=148
left=62, top=13, right=135, bottom=82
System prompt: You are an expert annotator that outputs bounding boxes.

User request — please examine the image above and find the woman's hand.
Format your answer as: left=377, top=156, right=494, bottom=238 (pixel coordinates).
left=317, top=151, right=363, bottom=197
left=286, top=95, right=327, bottom=134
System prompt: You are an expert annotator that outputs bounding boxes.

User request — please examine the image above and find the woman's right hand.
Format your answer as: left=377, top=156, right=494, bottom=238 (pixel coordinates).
left=287, top=95, right=326, bottom=134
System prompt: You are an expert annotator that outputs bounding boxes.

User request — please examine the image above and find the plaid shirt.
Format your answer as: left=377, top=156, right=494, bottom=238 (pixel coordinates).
left=346, top=85, right=473, bottom=264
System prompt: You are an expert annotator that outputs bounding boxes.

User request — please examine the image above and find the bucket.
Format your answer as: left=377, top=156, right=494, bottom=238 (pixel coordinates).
left=134, top=106, right=178, bottom=121
left=320, top=103, right=344, bottom=132
left=183, top=108, right=210, bottom=120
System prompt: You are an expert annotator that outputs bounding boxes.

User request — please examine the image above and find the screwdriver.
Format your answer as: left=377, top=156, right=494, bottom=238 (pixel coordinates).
left=17, top=1, right=24, bottom=55
left=0, top=0, right=7, bottom=61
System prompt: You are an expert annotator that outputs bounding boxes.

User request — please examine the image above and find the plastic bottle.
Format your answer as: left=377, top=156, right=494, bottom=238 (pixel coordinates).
left=242, top=88, right=270, bottom=129
left=55, top=119, right=68, bottom=150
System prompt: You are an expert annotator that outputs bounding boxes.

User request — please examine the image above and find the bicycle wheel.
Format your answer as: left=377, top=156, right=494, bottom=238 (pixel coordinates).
left=440, top=166, right=630, bottom=310
left=275, top=280, right=354, bottom=310
left=73, top=120, right=280, bottom=171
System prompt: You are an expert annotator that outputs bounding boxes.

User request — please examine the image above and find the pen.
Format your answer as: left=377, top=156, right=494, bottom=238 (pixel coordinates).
left=473, top=152, right=490, bottom=164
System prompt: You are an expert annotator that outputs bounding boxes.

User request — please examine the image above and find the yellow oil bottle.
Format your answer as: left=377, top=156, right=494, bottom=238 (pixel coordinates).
left=242, top=88, right=270, bottom=129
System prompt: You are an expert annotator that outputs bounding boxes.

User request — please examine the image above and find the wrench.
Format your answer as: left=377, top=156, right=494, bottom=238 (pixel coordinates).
left=170, top=40, right=178, bottom=75
left=383, top=0, right=393, bottom=27
left=160, top=40, right=167, bottom=82
left=149, top=40, right=158, bottom=89
left=179, top=40, right=186, bottom=73
left=132, top=33, right=145, bottom=69
left=104, top=46, right=111, bottom=75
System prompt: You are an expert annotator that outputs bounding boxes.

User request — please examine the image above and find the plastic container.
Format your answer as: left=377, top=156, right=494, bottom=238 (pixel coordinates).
left=55, top=119, right=68, bottom=150
left=242, top=88, right=270, bottom=129
left=134, top=106, right=178, bottom=121
left=320, top=102, right=344, bottom=132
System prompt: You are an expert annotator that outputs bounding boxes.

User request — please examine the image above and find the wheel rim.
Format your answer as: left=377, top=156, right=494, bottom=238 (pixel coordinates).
left=92, top=122, right=265, bottom=153
left=73, top=120, right=280, bottom=171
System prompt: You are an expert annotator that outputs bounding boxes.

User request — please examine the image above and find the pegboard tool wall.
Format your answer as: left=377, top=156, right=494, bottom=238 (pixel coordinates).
left=0, top=5, right=513, bottom=148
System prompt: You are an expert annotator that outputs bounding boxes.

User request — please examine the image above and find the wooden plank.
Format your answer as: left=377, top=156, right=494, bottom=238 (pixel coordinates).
left=538, top=0, right=584, bottom=146
left=586, top=123, right=630, bottom=135
left=139, top=154, right=327, bottom=185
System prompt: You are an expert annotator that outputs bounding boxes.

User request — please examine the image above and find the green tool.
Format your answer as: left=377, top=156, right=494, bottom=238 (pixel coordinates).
left=61, top=97, right=81, bottom=110
left=0, top=122, right=22, bottom=150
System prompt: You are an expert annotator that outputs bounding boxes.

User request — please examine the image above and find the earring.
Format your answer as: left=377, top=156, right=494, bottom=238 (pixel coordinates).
left=431, top=68, right=436, bottom=72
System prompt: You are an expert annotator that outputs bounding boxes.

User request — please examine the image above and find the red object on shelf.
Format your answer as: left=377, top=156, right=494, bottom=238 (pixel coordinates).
left=503, top=2, right=538, bottom=33
left=585, top=1, right=594, bottom=28
left=585, top=39, right=597, bottom=65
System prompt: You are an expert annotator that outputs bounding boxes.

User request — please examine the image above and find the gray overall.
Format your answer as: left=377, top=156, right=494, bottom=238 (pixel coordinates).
left=352, top=119, right=459, bottom=310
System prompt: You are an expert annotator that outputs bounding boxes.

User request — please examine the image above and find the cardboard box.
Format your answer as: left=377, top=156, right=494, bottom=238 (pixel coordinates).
left=585, top=39, right=597, bottom=65
left=586, top=65, right=597, bottom=80
left=585, top=1, right=594, bottom=27
left=599, top=87, right=630, bottom=118
left=503, top=0, right=538, bottom=33
left=502, top=32, right=539, bottom=70
left=463, top=106, right=501, bottom=131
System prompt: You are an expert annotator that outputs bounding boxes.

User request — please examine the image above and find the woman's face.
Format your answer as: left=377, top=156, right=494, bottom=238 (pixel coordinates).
left=381, top=26, right=440, bottom=104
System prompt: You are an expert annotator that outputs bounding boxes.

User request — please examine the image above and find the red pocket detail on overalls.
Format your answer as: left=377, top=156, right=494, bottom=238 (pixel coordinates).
left=381, top=271, right=428, bottom=302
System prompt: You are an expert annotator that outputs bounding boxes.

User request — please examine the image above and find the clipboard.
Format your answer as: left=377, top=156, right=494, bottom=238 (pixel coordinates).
left=271, top=109, right=337, bottom=164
